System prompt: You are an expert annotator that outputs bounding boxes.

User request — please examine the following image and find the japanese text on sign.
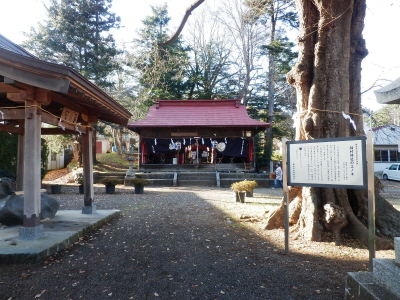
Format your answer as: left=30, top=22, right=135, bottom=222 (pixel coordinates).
left=287, top=137, right=366, bottom=189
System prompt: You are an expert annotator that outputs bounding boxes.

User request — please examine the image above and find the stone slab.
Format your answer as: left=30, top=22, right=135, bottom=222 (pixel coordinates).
left=373, top=258, right=400, bottom=296
left=345, top=272, right=400, bottom=300
left=0, top=209, right=120, bottom=264
left=395, top=237, right=400, bottom=265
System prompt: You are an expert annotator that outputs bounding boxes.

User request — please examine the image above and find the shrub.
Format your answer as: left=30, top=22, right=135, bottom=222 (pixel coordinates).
left=99, top=178, right=122, bottom=186
left=125, top=177, right=149, bottom=186
left=230, top=180, right=258, bottom=193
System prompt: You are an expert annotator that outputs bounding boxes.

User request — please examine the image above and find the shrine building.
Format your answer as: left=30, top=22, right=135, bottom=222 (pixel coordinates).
left=127, top=99, right=270, bottom=173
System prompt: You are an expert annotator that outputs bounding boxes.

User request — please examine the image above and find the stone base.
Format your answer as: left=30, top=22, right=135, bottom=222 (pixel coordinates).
left=125, top=171, right=135, bottom=179
left=82, top=204, right=97, bottom=214
left=345, top=272, right=400, bottom=300
left=19, top=225, right=45, bottom=240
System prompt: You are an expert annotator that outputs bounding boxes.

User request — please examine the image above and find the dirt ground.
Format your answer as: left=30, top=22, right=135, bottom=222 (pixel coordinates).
left=0, top=170, right=398, bottom=299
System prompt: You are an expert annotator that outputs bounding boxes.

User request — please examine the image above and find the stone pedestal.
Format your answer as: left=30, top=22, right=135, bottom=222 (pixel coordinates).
left=82, top=204, right=97, bottom=214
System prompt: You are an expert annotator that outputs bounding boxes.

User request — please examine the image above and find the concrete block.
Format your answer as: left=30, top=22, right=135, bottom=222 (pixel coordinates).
left=345, top=272, right=400, bottom=300
left=373, top=258, right=400, bottom=296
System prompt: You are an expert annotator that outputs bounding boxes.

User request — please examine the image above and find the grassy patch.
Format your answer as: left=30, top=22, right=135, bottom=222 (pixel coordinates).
left=94, top=153, right=130, bottom=172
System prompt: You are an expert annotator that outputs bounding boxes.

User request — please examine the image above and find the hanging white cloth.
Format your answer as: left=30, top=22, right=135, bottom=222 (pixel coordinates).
left=58, top=119, right=65, bottom=130
left=75, top=125, right=82, bottom=135
left=342, top=111, right=357, bottom=130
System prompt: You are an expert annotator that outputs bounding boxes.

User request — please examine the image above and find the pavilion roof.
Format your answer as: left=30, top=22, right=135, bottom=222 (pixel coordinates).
left=0, top=34, right=131, bottom=126
left=375, top=76, right=400, bottom=105
left=127, top=99, right=270, bottom=133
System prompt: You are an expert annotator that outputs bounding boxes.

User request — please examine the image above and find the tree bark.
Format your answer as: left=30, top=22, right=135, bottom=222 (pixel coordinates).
left=265, top=0, right=397, bottom=250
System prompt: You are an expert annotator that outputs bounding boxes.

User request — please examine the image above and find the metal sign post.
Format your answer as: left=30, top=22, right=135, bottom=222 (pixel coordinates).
left=366, top=131, right=376, bottom=270
left=282, top=138, right=289, bottom=253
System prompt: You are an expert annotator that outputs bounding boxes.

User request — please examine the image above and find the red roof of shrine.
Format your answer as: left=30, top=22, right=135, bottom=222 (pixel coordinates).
left=127, top=99, right=270, bottom=132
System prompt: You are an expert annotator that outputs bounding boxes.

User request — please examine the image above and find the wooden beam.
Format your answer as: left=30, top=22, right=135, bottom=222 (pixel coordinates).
left=41, top=128, right=82, bottom=135
left=35, top=88, right=52, bottom=105
left=0, top=82, right=20, bottom=93
left=50, top=93, right=89, bottom=115
left=0, top=108, right=25, bottom=120
left=81, top=114, right=98, bottom=124
left=82, top=128, right=95, bottom=212
left=4, top=80, right=42, bottom=101
left=0, top=124, right=23, bottom=134
left=7, top=88, right=51, bottom=105
left=41, top=111, right=87, bottom=133
left=7, top=93, right=25, bottom=103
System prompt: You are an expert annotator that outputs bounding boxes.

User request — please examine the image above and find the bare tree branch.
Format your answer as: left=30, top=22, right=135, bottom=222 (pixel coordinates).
left=158, top=0, right=206, bottom=47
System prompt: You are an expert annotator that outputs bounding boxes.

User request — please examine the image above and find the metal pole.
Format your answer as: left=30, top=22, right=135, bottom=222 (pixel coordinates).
left=282, top=138, right=289, bottom=253
left=367, top=131, right=376, bottom=271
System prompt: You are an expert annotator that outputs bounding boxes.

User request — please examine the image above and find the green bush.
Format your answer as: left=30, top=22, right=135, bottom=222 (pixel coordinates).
left=230, top=180, right=258, bottom=193
left=99, top=178, right=122, bottom=186
left=125, top=177, right=149, bottom=186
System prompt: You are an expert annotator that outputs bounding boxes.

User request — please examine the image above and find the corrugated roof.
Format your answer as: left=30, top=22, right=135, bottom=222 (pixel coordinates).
left=127, top=99, right=270, bottom=129
left=372, top=124, right=400, bottom=145
left=0, top=34, right=36, bottom=58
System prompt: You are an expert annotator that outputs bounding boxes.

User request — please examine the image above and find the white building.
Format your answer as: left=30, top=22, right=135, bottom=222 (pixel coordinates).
left=373, top=125, right=400, bottom=172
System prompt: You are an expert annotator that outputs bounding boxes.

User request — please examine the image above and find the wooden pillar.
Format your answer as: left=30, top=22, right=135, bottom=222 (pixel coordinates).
left=19, top=100, right=44, bottom=240
left=16, top=133, right=24, bottom=191
left=81, top=127, right=95, bottom=214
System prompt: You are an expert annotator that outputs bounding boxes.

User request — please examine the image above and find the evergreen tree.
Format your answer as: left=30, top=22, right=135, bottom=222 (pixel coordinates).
left=130, top=5, right=191, bottom=102
left=244, top=0, right=298, bottom=168
left=22, top=0, right=121, bottom=88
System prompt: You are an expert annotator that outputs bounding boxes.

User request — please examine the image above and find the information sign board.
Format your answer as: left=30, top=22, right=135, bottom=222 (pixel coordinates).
left=287, top=136, right=367, bottom=189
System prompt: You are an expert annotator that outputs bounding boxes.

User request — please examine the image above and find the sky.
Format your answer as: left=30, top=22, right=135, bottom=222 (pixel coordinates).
left=2, top=0, right=399, bottom=112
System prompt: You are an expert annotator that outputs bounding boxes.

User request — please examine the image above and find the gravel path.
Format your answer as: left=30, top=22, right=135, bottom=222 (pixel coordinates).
left=0, top=185, right=384, bottom=300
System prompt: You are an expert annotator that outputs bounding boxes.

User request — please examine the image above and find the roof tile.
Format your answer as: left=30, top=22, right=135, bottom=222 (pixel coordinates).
left=128, top=99, right=270, bottom=129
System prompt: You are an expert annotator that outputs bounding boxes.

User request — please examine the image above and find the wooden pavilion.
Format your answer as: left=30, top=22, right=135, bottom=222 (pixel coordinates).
left=0, top=34, right=131, bottom=239
left=127, top=99, right=270, bottom=172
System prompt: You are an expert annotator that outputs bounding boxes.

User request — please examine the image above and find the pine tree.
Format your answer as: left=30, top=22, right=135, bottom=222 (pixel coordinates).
left=130, top=5, right=191, bottom=102
left=22, top=0, right=121, bottom=88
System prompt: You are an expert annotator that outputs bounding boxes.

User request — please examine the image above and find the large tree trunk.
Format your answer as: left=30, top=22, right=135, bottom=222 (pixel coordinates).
left=265, top=0, right=397, bottom=250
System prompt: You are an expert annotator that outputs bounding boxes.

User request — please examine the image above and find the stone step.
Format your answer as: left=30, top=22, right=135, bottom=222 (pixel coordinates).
left=177, top=173, right=217, bottom=180
left=96, top=172, right=126, bottom=177
left=147, top=178, right=173, bottom=186
left=177, top=179, right=216, bottom=187
left=345, top=272, right=400, bottom=300
left=395, top=237, right=400, bottom=264
left=373, top=258, right=400, bottom=296
left=136, top=173, right=174, bottom=180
